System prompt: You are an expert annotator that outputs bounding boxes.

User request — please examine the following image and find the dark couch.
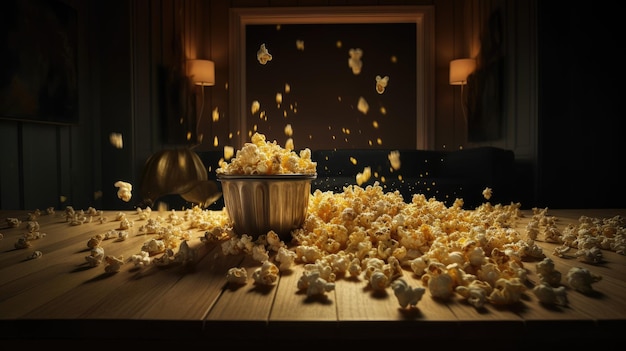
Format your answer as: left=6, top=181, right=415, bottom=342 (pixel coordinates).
left=311, top=147, right=516, bottom=209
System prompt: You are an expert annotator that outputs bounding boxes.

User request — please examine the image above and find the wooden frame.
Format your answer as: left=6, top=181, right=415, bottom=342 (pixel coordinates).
left=229, top=6, right=434, bottom=149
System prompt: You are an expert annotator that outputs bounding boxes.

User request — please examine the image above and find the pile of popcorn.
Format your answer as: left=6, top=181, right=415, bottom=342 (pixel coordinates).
left=216, top=132, right=317, bottom=175
left=6, top=131, right=624, bottom=312
left=215, top=184, right=622, bottom=307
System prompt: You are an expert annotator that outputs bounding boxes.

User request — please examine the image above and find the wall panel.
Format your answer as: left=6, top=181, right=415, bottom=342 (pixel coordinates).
left=0, top=121, right=21, bottom=209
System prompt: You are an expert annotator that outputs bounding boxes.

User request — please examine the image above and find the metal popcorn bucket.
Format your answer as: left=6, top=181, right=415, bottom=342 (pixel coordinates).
left=217, top=174, right=316, bottom=240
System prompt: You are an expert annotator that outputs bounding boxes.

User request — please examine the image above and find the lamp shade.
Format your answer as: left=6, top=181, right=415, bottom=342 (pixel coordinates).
left=449, top=58, right=476, bottom=85
left=187, top=59, right=215, bottom=86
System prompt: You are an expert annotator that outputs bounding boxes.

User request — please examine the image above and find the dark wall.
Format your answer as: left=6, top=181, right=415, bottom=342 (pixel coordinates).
left=537, top=3, right=625, bottom=208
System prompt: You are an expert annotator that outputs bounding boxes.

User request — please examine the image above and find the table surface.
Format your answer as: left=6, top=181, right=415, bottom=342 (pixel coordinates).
left=1, top=207, right=625, bottom=345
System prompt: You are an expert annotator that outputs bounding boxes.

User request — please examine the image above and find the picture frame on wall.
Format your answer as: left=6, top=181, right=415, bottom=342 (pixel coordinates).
left=0, top=0, right=79, bottom=125
left=229, top=6, right=434, bottom=150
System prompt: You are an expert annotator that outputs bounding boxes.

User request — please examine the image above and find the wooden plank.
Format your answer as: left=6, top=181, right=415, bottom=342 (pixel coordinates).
left=138, top=244, right=245, bottom=320
left=267, top=262, right=340, bottom=338
left=203, top=255, right=276, bottom=339
left=1, top=208, right=625, bottom=343
left=0, top=210, right=217, bottom=321
left=269, top=262, right=338, bottom=321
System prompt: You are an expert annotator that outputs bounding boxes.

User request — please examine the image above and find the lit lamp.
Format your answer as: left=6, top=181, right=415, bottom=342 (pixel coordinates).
left=449, top=58, right=476, bottom=121
left=187, top=59, right=215, bottom=144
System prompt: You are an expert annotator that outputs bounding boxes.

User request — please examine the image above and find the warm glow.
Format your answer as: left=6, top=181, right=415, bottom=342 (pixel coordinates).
left=449, top=58, right=476, bottom=85
left=187, top=59, right=215, bottom=86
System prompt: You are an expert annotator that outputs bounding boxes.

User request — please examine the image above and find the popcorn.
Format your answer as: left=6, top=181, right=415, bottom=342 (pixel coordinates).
left=423, top=262, right=454, bottom=300
left=375, top=75, right=389, bottom=94
left=256, top=43, right=272, bottom=65
left=174, top=240, right=195, bottom=266
left=482, top=187, right=492, bottom=200
left=226, top=267, right=248, bottom=285
left=251, top=100, right=260, bottom=115
left=216, top=132, right=316, bottom=175
left=131, top=251, right=151, bottom=267
left=104, top=255, right=124, bottom=273
left=14, top=237, right=32, bottom=249
left=87, top=234, right=103, bottom=249
left=117, top=231, right=129, bottom=241
left=348, top=48, right=363, bottom=75
left=86, top=247, right=105, bottom=267
left=252, top=260, right=280, bottom=286
left=357, top=96, right=369, bottom=114
left=566, top=267, right=602, bottom=295
left=275, top=246, right=297, bottom=271
left=251, top=244, right=269, bottom=263
left=297, top=267, right=335, bottom=297
left=136, top=206, right=152, bottom=220
left=356, top=167, right=371, bottom=186
left=388, top=150, right=401, bottom=170
left=61, top=169, right=619, bottom=312
left=536, top=257, right=562, bottom=287
left=7, top=217, right=21, bottom=228
left=575, top=246, right=603, bottom=264
left=532, top=283, right=568, bottom=306
left=487, top=277, right=526, bottom=305
left=109, top=132, right=123, bottom=148
left=141, top=238, right=166, bottom=255
left=284, top=124, right=293, bottom=136
left=119, top=218, right=133, bottom=230
left=224, top=146, right=234, bottom=160
left=28, top=250, right=43, bottom=260
left=456, top=280, right=492, bottom=309
left=114, top=181, right=133, bottom=202
left=391, top=278, right=426, bottom=308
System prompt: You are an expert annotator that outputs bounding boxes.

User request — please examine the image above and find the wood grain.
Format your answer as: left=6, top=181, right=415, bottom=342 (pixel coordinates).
left=1, top=208, right=625, bottom=343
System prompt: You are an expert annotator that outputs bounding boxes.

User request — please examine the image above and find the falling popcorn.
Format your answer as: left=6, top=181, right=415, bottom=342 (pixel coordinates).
left=295, top=39, right=304, bottom=51
left=376, top=75, right=389, bottom=94
left=356, top=166, right=371, bottom=185
left=482, top=187, right=493, bottom=200
left=257, top=43, right=272, bottom=65
left=284, top=124, right=293, bottom=136
left=251, top=100, right=260, bottom=115
left=357, top=97, right=369, bottom=115
left=348, top=48, right=363, bottom=75
left=114, top=181, right=132, bottom=202
left=285, top=138, right=294, bottom=151
left=388, top=150, right=401, bottom=170
left=109, top=133, right=123, bottom=149
left=224, top=146, right=234, bottom=160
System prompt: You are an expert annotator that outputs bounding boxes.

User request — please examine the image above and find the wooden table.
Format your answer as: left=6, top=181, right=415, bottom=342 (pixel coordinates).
left=1, top=208, right=625, bottom=346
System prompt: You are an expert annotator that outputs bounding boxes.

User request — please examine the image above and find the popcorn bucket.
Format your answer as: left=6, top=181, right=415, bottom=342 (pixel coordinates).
left=217, top=174, right=316, bottom=240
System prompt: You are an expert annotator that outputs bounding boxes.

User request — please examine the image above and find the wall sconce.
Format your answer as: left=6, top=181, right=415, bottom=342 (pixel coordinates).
left=187, top=59, right=215, bottom=145
left=449, top=58, right=476, bottom=122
